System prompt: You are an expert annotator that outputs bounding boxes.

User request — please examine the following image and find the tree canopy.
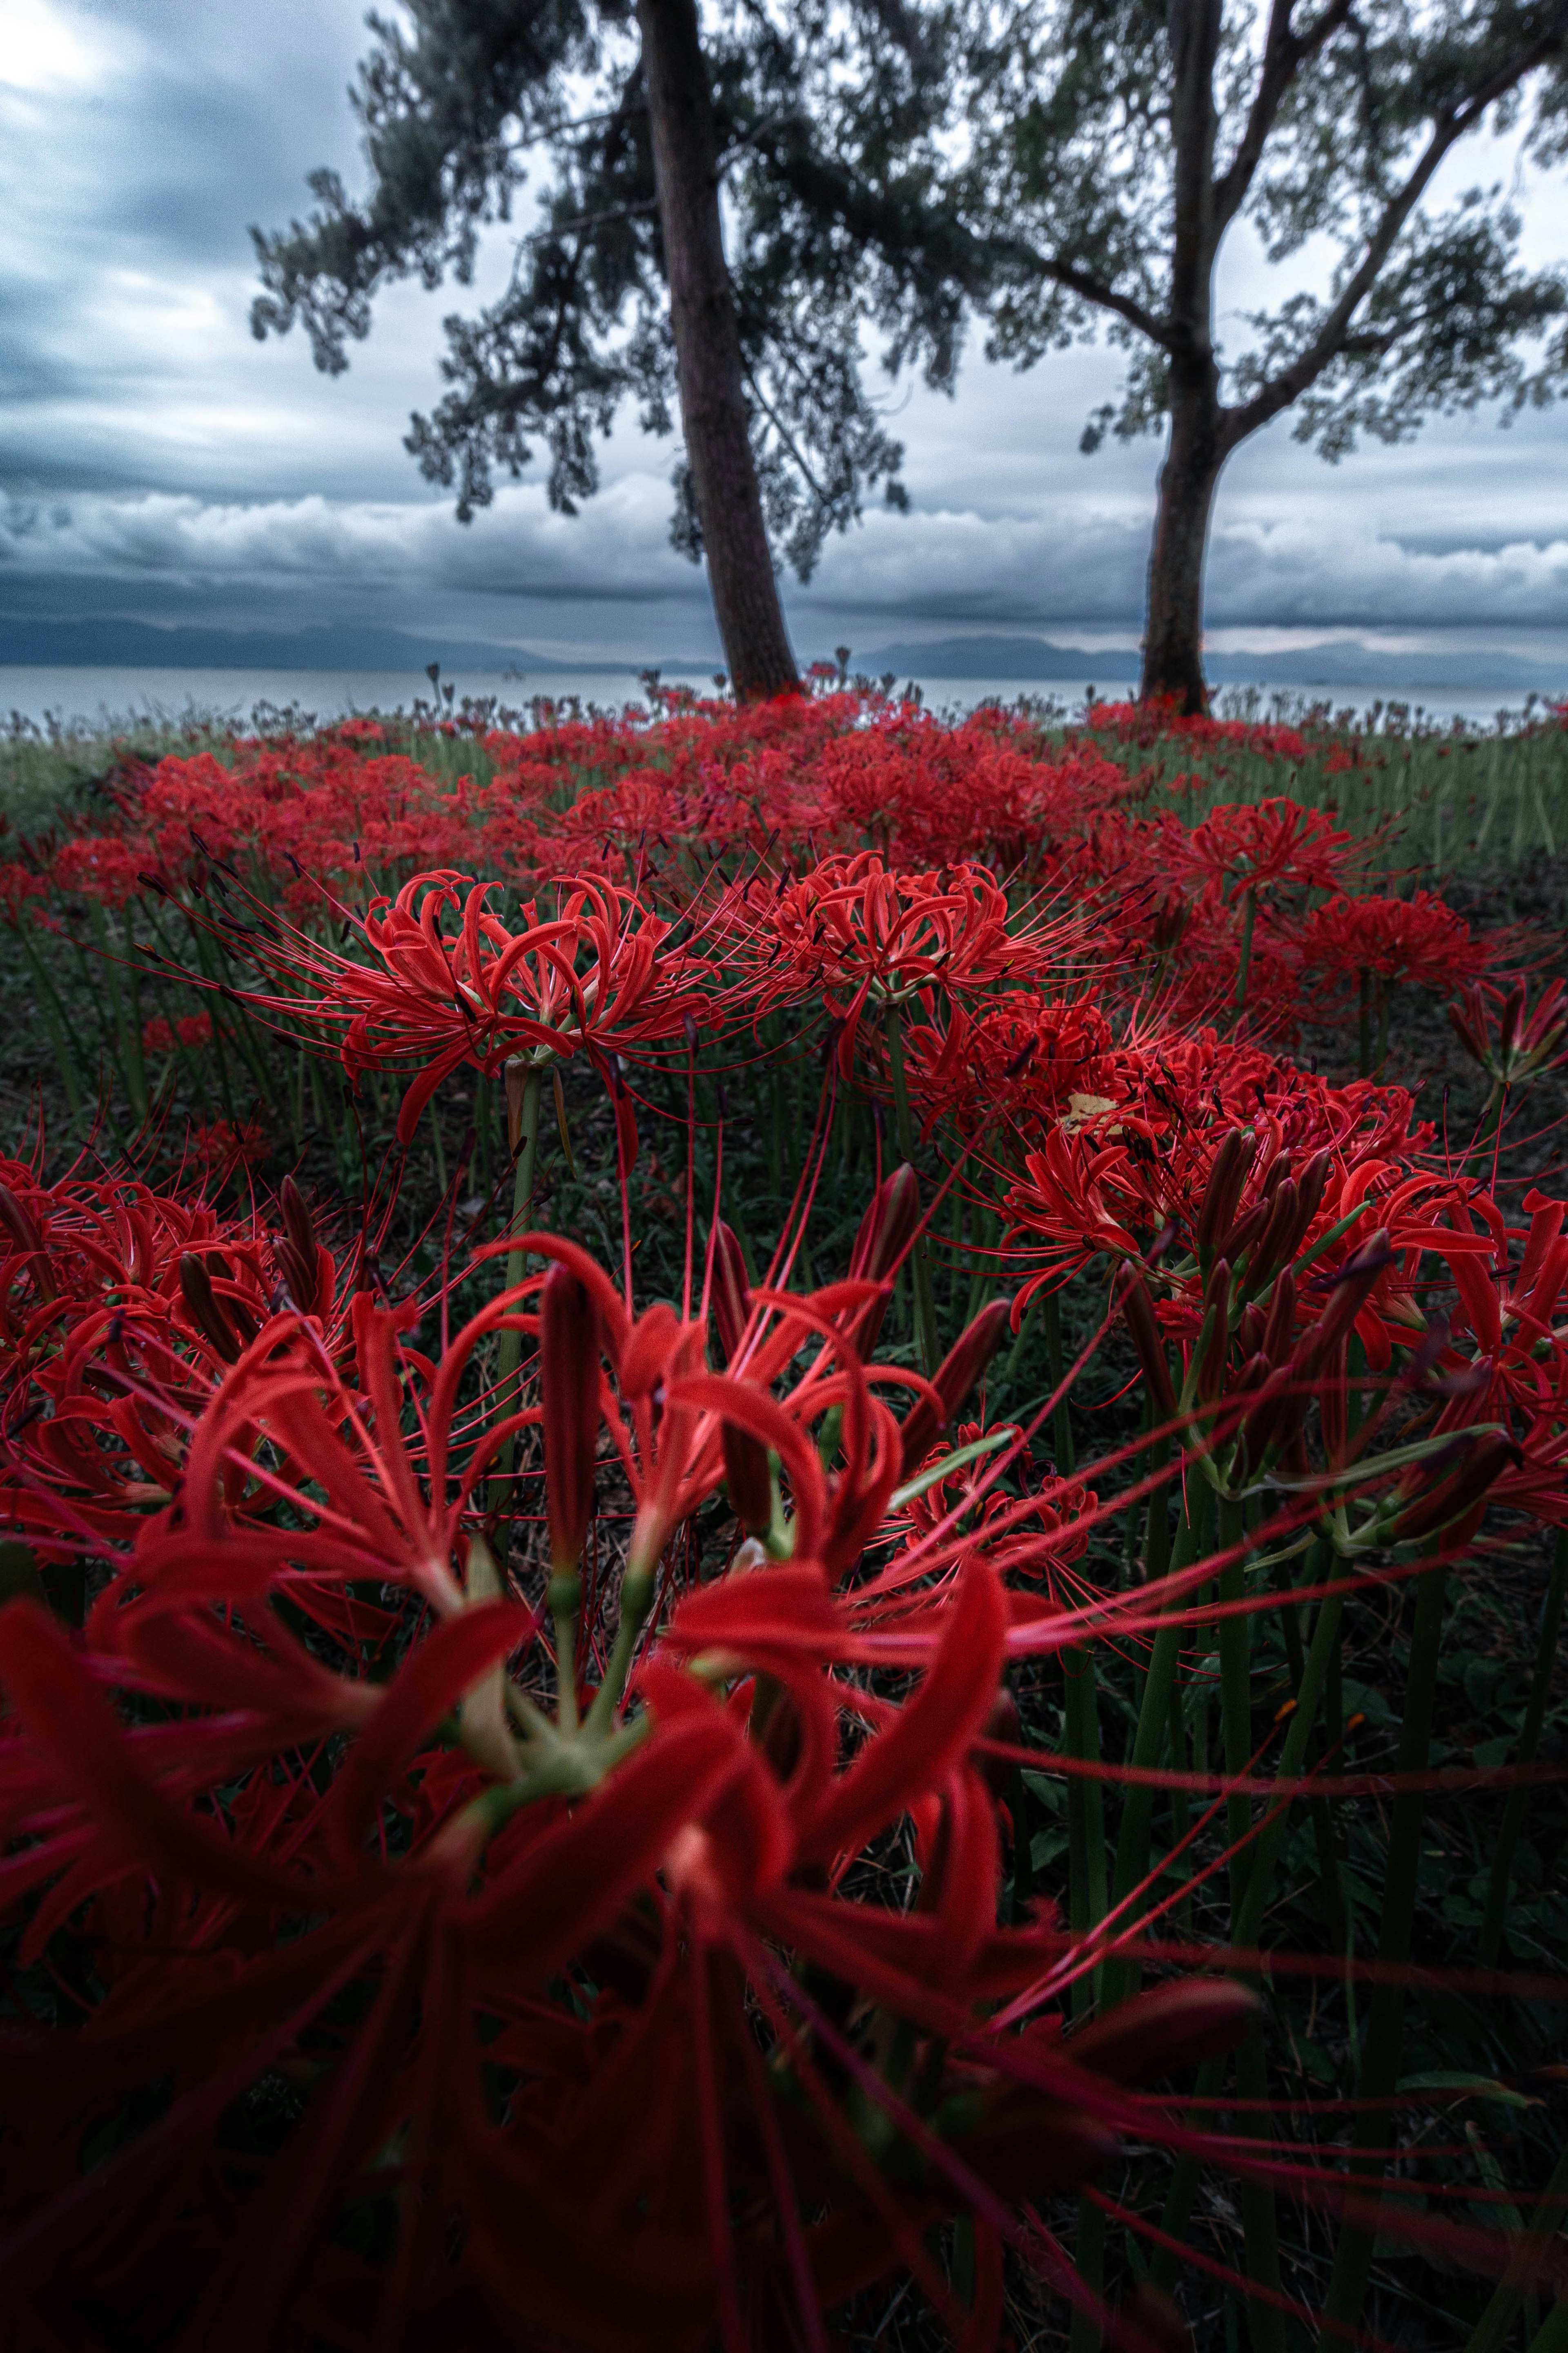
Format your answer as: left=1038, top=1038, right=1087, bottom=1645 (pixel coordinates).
left=254, top=0, right=1568, bottom=709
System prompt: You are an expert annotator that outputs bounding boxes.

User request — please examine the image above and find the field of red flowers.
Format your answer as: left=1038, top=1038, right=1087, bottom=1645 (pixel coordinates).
left=0, top=685, right=1564, bottom=2353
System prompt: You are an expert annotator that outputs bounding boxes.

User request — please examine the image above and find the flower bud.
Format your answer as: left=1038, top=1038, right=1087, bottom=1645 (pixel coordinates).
left=847, top=1163, right=922, bottom=1353
left=179, top=1253, right=241, bottom=1363
left=1195, top=1261, right=1231, bottom=1403
left=540, top=1264, right=600, bottom=1578
left=897, top=1297, right=1013, bottom=1478
left=1244, top=1178, right=1298, bottom=1288
left=849, top=1163, right=922, bottom=1285
left=1389, top=1429, right=1519, bottom=1546
left=710, top=1220, right=751, bottom=1367
left=1294, top=1146, right=1331, bottom=1236
left=1116, top=1266, right=1176, bottom=1421
left=1068, top=1979, right=1260, bottom=2085
left=276, top=1175, right=323, bottom=1314
left=1322, top=1229, right=1390, bottom=1342
left=1261, top=1265, right=1296, bottom=1364
left=1194, top=1129, right=1254, bottom=1253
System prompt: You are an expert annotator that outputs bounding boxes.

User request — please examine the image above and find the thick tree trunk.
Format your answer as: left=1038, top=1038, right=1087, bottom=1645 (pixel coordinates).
left=1140, top=383, right=1225, bottom=716
left=635, top=0, right=800, bottom=700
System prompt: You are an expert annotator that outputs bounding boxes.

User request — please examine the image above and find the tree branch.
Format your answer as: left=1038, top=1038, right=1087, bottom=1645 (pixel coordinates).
left=1211, top=0, right=1356, bottom=238
left=1028, top=251, right=1172, bottom=344
left=1221, top=16, right=1568, bottom=447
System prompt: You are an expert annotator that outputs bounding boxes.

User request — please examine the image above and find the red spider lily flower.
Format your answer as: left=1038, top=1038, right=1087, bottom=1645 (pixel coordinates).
left=723, top=851, right=1082, bottom=1072
left=900, top=990, right=1115, bottom=1138
left=0, top=861, right=47, bottom=924
left=1296, top=890, right=1492, bottom=994
left=1168, top=797, right=1362, bottom=904
left=236, top=870, right=711, bottom=1142
left=0, top=1160, right=376, bottom=1575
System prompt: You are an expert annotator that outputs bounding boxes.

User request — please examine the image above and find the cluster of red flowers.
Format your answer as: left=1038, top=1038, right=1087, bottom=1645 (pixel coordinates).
left=0, top=689, right=1563, bottom=2352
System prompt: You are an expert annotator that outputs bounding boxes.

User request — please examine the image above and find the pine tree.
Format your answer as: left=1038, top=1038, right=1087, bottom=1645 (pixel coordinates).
left=251, top=0, right=909, bottom=698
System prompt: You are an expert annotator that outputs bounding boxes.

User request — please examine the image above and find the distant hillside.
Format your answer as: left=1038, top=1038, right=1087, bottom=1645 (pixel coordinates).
left=854, top=632, right=1565, bottom=695
left=0, top=616, right=628, bottom=675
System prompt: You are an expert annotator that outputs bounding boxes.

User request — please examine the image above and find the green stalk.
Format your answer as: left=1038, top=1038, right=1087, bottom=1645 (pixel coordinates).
left=429, top=1091, right=449, bottom=1196
left=883, top=1002, right=940, bottom=1374
left=1522, top=2298, right=1568, bottom=2353
left=476, top=1072, right=493, bottom=1198
left=120, top=907, right=150, bottom=1125
left=1374, top=977, right=1392, bottom=1077
left=488, top=1065, right=545, bottom=1510
left=1358, top=968, right=1373, bottom=1080
left=1102, top=1481, right=1211, bottom=2007
left=87, top=901, right=144, bottom=1126
left=1001, top=1290, right=1043, bottom=1392
left=1167, top=1682, right=1194, bottom=1931
left=15, top=924, right=85, bottom=1120
left=1463, top=2140, right=1568, bottom=2353
left=1217, top=1498, right=1287, bottom=2353
left=1042, top=1287, right=1076, bottom=1475
left=1479, top=1526, right=1568, bottom=1965
left=1314, top=1555, right=1451, bottom=2353
left=1154, top=1549, right=1350, bottom=2295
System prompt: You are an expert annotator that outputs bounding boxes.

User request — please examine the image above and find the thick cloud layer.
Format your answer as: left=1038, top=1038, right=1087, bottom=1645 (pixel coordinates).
left=3, top=0, right=1567, bottom=671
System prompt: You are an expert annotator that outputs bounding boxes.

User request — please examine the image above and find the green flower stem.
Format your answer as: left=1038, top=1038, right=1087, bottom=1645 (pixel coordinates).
left=584, top=1561, right=657, bottom=1741
left=1359, top=967, right=1373, bottom=1079
left=1047, top=1284, right=1109, bottom=2014
left=1467, top=1082, right=1509, bottom=1184
left=428, top=1090, right=449, bottom=1196
left=1522, top=2297, right=1568, bottom=2353
left=87, top=901, right=143, bottom=1126
left=1067, top=2201, right=1107, bottom=2353
left=1001, top=1289, right=1043, bottom=1393
left=1315, top=1554, right=1451, bottom=2353
left=1479, top=1524, right=1568, bottom=1965
left=547, top=1571, right=581, bottom=1735
left=1463, top=2139, right=1568, bottom=2353
left=16, top=925, right=85, bottom=1121
left=1102, top=1479, right=1212, bottom=2008
left=1153, top=1555, right=1350, bottom=2295
left=120, top=908, right=151, bottom=1125
left=488, top=1064, right=545, bottom=1512
left=1216, top=1495, right=1287, bottom=2353
left=1216, top=1494, right=1255, bottom=1909
left=883, top=1002, right=940, bottom=1375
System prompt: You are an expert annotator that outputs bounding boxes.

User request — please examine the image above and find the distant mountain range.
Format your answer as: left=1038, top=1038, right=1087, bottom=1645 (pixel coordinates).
left=0, top=617, right=632, bottom=676
left=854, top=633, right=1566, bottom=694
left=2, top=616, right=1563, bottom=698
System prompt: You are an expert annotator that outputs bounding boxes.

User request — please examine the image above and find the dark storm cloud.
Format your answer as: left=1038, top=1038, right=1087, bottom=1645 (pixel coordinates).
left=1, top=0, right=1567, bottom=667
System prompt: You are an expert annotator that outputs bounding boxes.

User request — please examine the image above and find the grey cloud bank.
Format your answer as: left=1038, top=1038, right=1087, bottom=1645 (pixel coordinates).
left=2, top=0, right=1568, bottom=689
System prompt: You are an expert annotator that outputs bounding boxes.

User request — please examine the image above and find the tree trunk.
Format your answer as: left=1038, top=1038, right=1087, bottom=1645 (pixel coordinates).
left=635, top=0, right=800, bottom=700
left=1140, top=380, right=1225, bottom=715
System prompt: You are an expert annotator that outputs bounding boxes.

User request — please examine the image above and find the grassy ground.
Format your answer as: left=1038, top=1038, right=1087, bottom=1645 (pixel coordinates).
left=2, top=694, right=1564, bottom=2350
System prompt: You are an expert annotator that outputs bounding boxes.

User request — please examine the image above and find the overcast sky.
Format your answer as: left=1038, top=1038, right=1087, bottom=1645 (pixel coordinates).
left=4, top=0, right=1568, bottom=673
